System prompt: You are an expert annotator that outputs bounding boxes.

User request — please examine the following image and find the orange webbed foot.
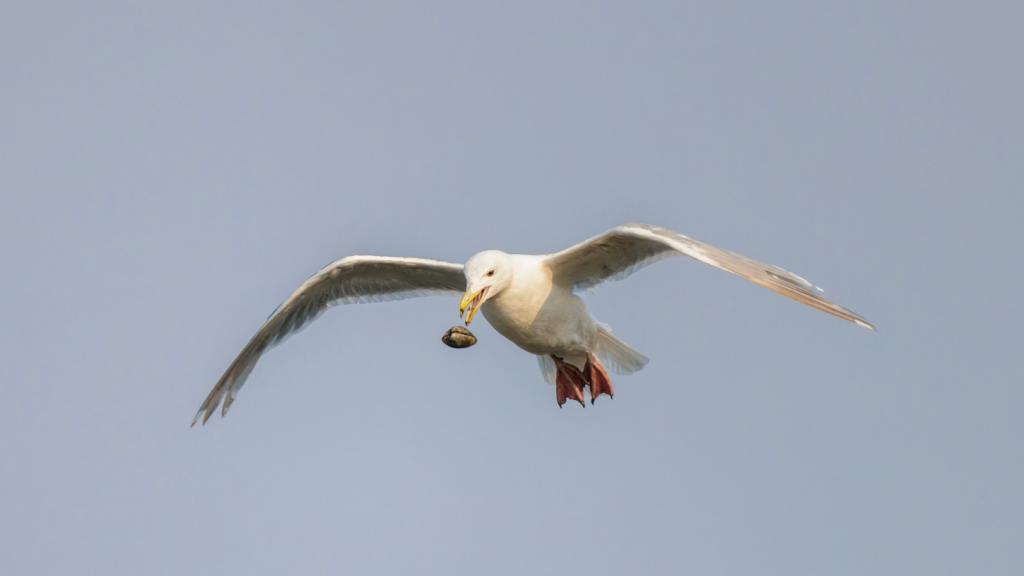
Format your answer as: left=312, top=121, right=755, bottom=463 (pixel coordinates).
left=584, top=354, right=614, bottom=404
left=553, top=356, right=587, bottom=408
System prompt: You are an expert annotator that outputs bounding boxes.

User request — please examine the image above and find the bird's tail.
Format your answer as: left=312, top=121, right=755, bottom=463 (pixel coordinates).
left=594, top=325, right=649, bottom=375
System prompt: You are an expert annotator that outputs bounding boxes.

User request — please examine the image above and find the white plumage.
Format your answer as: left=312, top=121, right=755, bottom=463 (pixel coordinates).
left=193, top=223, right=874, bottom=424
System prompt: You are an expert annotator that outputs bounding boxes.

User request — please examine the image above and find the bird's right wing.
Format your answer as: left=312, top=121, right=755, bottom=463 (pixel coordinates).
left=193, top=256, right=466, bottom=425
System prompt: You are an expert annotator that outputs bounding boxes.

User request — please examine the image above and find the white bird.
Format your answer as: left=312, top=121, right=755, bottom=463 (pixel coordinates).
left=192, top=223, right=874, bottom=425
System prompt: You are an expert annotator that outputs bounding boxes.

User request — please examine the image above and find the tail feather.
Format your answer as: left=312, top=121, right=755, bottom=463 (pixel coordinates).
left=536, top=354, right=558, bottom=385
left=594, top=327, right=649, bottom=375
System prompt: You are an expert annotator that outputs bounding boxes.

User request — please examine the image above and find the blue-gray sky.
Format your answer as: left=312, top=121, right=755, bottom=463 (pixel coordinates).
left=1, top=2, right=1021, bottom=574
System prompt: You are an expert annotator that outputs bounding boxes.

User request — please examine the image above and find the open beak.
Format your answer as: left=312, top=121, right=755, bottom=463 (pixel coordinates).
left=459, top=286, right=489, bottom=325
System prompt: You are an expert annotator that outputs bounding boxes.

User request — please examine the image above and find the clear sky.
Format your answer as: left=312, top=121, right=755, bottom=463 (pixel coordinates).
left=1, top=2, right=1021, bottom=574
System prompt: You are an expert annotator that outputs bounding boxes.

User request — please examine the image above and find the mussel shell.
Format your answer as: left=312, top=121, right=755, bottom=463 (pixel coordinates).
left=442, top=326, right=477, bottom=348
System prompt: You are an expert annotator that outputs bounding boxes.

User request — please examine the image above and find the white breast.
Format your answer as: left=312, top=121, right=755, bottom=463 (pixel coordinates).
left=481, top=255, right=598, bottom=360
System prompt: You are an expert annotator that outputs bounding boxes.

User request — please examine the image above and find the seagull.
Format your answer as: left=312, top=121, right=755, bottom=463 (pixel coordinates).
left=192, top=223, right=874, bottom=425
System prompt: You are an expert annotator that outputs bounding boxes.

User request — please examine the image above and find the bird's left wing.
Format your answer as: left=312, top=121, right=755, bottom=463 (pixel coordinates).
left=543, top=223, right=875, bottom=330
left=193, top=256, right=466, bottom=425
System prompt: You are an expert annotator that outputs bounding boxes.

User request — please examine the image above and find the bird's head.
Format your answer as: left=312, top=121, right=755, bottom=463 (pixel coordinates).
left=460, top=250, right=512, bottom=325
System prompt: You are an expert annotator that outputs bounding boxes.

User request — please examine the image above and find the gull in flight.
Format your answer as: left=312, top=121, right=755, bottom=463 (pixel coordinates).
left=192, top=223, right=874, bottom=425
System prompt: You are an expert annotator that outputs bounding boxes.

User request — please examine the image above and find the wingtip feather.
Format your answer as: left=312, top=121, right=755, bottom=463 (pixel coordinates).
left=854, top=318, right=878, bottom=331
left=222, top=394, right=234, bottom=417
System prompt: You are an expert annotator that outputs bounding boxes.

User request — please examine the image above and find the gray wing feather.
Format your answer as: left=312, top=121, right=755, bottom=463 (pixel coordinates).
left=543, top=223, right=875, bottom=330
left=192, top=256, right=466, bottom=425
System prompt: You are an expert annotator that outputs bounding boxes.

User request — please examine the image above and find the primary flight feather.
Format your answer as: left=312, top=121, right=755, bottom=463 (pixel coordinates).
left=193, top=223, right=874, bottom=425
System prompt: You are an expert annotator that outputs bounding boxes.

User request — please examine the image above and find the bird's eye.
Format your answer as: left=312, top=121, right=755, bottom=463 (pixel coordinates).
left=487, top=270, right=495, bottom=276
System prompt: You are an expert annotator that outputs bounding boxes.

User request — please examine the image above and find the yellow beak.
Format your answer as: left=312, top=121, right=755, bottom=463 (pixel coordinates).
left=459, top=287, right=487, bottom=325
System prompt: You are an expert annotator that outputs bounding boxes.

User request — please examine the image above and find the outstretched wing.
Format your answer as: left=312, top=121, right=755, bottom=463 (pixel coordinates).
left=543, top=223, right=875, bottom=330
left=193, top=256, right=466, bottom=425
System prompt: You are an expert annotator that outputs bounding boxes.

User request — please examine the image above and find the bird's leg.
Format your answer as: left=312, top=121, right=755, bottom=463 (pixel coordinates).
left=552, top=356, right=587, bottom=408
left=584, top=354, right=614, bottom=404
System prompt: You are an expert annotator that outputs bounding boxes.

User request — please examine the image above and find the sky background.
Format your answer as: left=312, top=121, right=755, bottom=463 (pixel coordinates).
left=1, top=2, right=1022, bottom=574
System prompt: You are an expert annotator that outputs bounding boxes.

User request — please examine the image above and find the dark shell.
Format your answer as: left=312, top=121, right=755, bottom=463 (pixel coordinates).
left=442, top=326, right=477, bottom=349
